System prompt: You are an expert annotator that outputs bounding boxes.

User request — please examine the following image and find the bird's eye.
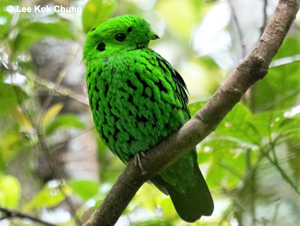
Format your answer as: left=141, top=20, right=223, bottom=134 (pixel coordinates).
left=115, top=33, right=126, bottom=42
left=97, top=42, right=105, bottom=52
left=127, top=27, right=132, bottom=32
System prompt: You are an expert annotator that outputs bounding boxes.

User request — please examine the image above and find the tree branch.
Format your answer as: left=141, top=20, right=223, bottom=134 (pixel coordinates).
left=0, top=207, right=57, bottom=226
left=84, top=1, right=299, bottom=225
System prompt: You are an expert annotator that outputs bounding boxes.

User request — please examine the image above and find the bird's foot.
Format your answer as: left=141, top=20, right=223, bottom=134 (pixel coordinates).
left=135, top=152, right=147, bottom=175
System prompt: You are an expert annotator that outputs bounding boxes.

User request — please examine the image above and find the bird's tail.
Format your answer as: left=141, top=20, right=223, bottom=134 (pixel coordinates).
left=151, top=151, right=214, bottom=222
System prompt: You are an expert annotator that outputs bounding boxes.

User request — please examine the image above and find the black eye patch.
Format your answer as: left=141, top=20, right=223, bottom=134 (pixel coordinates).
left=115, top=33, right=126, bottom=42
left=97, top=42, right=105, bottom=51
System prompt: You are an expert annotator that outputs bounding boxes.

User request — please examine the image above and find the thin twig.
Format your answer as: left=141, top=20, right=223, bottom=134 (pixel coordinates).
left=265, top=140, right=300, bottom=197
left=266, top=154, right=300, bottom=196
left=34, top=44, right=82, bottom=226
left=260, top=0, right=268, bottom=36
left=40, top=44, right=81, bottom=112
left=26, top=71, right=89, bottom=107
left=250, top=0, right=268, bottom=113
left=9, top=44, right=82, bottom=226
left=6, top=8, right=83, bottom=226
left=245, top=149, right=256, bottom=225
left=271, top=201, right=280, bottom=225
left=47, top=127, right=94, bottom=152
left=0, top=207, right=58, bottom=226
left=218, top=161, right=243, bottom=179
left=221, top=188, right=263, bottom=225
left=229, top=0, right=246, bottom=58
left=36, top=133, right=82, bottom=226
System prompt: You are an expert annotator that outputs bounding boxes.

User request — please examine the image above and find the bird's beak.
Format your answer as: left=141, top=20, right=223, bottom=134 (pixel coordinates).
left=150, top=30, right=160, bottom=40
left=152, top=34, right=160, bottom=40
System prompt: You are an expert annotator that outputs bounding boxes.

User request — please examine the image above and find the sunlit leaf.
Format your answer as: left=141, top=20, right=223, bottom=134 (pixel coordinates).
left=13, top=21, right=74, bottom=53
left=10, top=108, right=33, bottom=132
left=42, top=103, right=63, bottom=129
left=136, top=183, right=160, bottom=211
left=159, top=197, right=177, bottom=221
left=199, top=134, right=259, bottom=189
left=0, top=126, right=29, bottom=162
left=45, top=114, right=85, bottom=136
left=155, top=0, right=205, bottom=41
left=215, top=104, right=260, bottom=145
left=28, top=183, right=72, bottom=208
left=249, top=110, right=285, bottom=138
left=197, top=151, right=211, bottom=165
left=279, top=115, right=300, bottom=141
left=188, top=101, right=207, bottom=117
left=94, top=199, right=103, bottom=209
left=132, top=219, right=174, bottom=226
left=0, top=70, right=6, bottom=82
left=0, top=175, right=21, bottom=208
left=0, top=10, right=12, bottom=39
left=273, top=36, right=300, bottom=60
left=82, top=0, right=117, bottom=33
left=287, top=142, right=300, bottom=181
left=69, top=180, right=100, bottom=201
left=256, top=61, right=300, bottom=111
left=0, top=83, right=28, bottom=115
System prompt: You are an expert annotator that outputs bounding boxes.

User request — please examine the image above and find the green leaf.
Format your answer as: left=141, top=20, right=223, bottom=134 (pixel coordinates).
left=42, top=103, right=64, bottom=129
left=0, top=153, right=4, bottom=173
left=94, top=199, right=103, bottom=209
left=196, top=151, right=211, bottom=165
left=248, top=110, right=285, bottom=139
left=255, top=35, right=300, bottom=112
left=0, top=69, right=7, bottom=82
left=10, top=108, right=33, bottom=132
left=69, top=180, right=100, bottom=201
left=0, top=83, right=28, bottom=115
left=0, top=10, right=12, bottom=39
left=215, top=104, right=261, bottom=145
left=0, top=0, right=20, bottom=8
left=215, top=104, right=287, bottom=146
left=273, top=36, right=300, bottom=60
left=279, top=114, right=300, bottom=141
left=135, top=183, right=161, bottom=212
left=82, top=0, right=117, bottom=33
left=255, top=61, right=300, bottom=111
left=13, top=21, right=74, bottom=53
left=45, top=114, right=85, bottom=136
left=0, top=125, right=30, bottom=162
left=201, top=139, right=246, bottom=189
left=28, top=183, right=72, bottom=208
left=0, top=175, right=21, bottom=208
left=287, top=142, right=300, bottom=181
left=132, top=219, right=174, bottom=226
left=188, top=100, right=207, bottom=117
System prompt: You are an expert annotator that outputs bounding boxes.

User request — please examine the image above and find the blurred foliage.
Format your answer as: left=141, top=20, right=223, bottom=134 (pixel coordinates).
left=82, top=0, right=116, bottom=33
left=26, top=182, right=72, bottom=208
left=0, top=0, right=300, bottom=226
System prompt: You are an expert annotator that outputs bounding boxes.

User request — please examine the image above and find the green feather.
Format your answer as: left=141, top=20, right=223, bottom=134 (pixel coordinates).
left=83, top=15, right=214, bottom=222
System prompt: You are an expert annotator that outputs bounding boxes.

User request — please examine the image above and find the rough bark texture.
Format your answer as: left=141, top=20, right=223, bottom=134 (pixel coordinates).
left=84, top=1, right=299, bottom=225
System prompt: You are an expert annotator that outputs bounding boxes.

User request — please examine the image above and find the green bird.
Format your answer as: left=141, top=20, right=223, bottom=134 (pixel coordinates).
left=83, top=15, right=213, bottom=222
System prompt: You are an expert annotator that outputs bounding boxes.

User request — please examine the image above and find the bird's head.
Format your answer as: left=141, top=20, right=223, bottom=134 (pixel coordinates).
left=83, top=15, right=159, bottom=62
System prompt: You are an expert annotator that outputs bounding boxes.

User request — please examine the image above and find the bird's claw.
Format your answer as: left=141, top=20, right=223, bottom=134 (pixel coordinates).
left=135, top=152, right=147, bottom=175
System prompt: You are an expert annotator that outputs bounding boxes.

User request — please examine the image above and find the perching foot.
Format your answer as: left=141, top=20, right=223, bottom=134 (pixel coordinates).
left=135, top=152, right=147, bottom=175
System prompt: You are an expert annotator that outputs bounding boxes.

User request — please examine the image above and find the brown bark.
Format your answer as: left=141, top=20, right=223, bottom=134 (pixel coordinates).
left=84, top=1, right=299, bottom=225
